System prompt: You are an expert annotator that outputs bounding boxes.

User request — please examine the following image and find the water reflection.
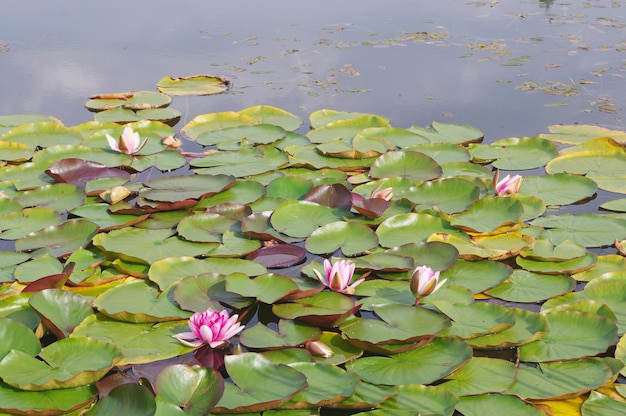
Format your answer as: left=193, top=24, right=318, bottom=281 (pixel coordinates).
left=0, top=0, right=624, bottom=142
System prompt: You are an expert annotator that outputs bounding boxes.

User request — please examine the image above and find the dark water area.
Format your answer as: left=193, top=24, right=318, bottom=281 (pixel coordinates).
left=1, top=0, right=625, bottom=144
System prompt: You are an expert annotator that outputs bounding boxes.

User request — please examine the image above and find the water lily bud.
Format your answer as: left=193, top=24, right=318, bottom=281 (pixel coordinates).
left=495, top=173, right=523, bottom=196
left=410, top=265, right=446, bottom=301
left=306, top=341, right=334, bottom=358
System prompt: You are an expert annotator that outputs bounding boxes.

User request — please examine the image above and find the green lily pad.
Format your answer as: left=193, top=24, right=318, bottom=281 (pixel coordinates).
left=369, top=151, right=442, bottom=181
left=377, top=213, right=455, bottom=247
left=239, top=105, right=303, bottom=131
left=468, top=136, right=558, bottom=170
left=581, top=391, right=626, bottom=416
left=400, top=177, right=480, bottom=214
left=573, top=254, right=626, bottom=282
left=441, top=259, right=512, bottom=293
left=283, top=362, right=360, bottom=408
left=305, top=221, right=378, bottom=256
left=0, top=337, right=121, bottom=390
left=213, top=353, right=307, bottom=413
left=85, top=90, right=172, bottom=111
left=93, top=279, right=191, bottom=323
left=377, top=384, right=457, bottom=415
left=225, top=273, right=299, bottom=304
left=428, top=231, right=533, bottom=261
left=546, top=148, right=626, bottom=176
left=520, top=306, right=618, bottom=362
left=15, top=219, right=99, bottom=258
left=28, top=289, right=93, bottom=338
left=156, top=74, right=231, bottom=96
left=456, top=394, right=546, bottom=416
left=270, top=200, right=350, bottom=238
left=468, top=308, right=549, bottom=349
left=88, top=383, right=156, bottom=416
left=174, top=272, right=254, bottom=312
left=71, top=314, right=195, bottom=365
left=70, top=203, right=148, bottom=231
left=142, top=174, right=235, bottom=203
left=0, top=207, right=60, bottom=240
left=0, top=382, right=97, bottom=416
left=181, top=111, right=258, bottom=140
left=0, top=140, right=34, bottom=162
left=272, top=291, right=358, bottom=327
left=92, top=228, right=213, bottom=265
left=531, top=214, right=626, bottom=247
left=442, top=357, right=517, bottom=396
left=177, top=213, right=237, bottom=243
left=197, top=124, right=287, bottom=149
left=436, top=302, right=515, bottom=339
left=240, top=320, right=321, bottom=350
left=485, top=270, right=576, bottom=303
left=539, top=124, right=626, bottom=144
left=0, top=317, right=41, bottom=361
left=519, top=173, right=597, bottom=206
left=306, top=115, right=391, bottom=144
left=450, top=196, right=523, bottom=233
left=408, top=122, right=484, bottom=145
left=505, top=358, right=617, bottom=399
left=12, top=254, right=62, bottom=283
left=345, top=336, right=471, bottom=385
left=339, top=303, right=450, bottom=350
left=155, top=364, right=224, bottom=416
left=0, top=121, right=83, bottom=147
left=309, top=110, right=389, bottom=128
left=516, top=251, right=596, bottom=274
left=308, top=331, right=364, bottom=365
left=14, top=183, right=85, bottom=213
left=405, top=142, right=470, bottom=165
left=191, top=146, right=289, bottom=177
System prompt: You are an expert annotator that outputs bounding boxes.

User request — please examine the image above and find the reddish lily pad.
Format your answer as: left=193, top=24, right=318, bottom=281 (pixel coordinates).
left=46, top=158, right=130, bottom=187
left=245, top=245, right=307, bottom=269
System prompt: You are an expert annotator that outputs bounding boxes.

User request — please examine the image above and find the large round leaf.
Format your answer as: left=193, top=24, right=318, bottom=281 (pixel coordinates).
left=88, top=383, right=156, bottom=416
left=28, top=289, right=93, bottom=338
left=14, top=183, right=85, bottom=213
left=400, top=177, right=480, bottom=214
left=15, top=219, right=99, bottom=258
left=0, top=317, right=41, bottom=360
left=156, top=75, right=231, bottom=96
left=530, top=214, right=626, bottom=247
left=239, top=105, right=302, bottom=131
left=0, top=121, right=83, bottom=147
left=345, top=336, right=471, bottom=385
left=408, top=122, right=484, bottom=145
left=377, top=213, right=455, bottom=247
left=92, top=228, right=213, bottom=264
left=377, top=384, right=458, bottom=415
left=520, top=173, right=597, bottom=206
left=441, top=259, right=512, bottom=293
left=436, top=302, right=515, bottom=339
left=485, top=269, right=575, bottom=302
left=442, top=357, right=517, bottom=396
left=306, top=115, right=390, bottom=144
left=191, top=146, right=289, bottom=177
left=305, top=221, right=378, bottom=255
left=468, top=136, right=558, bottom=170
left=213, top=353, right=307, bottom=413
left=93, top=280, right=191, bottom=323
left=272, top=291, right=358, bottom=327
left=450, top=196, right=523, bottom=233
left=155, top=364, right=224, bottom=416
left=0, top=337, right=121, bottom=390
left=505, top=358, right=616, bottom=399
left=0, top=383, right=97, bottom=416
left=456, top=394, right=546, bottom=416
left=519, top=307, right=618, bottom=362
left=142, top=174, right=235, bottom=203
left=71, top=314, right=195, bottom=365
left=339, top=303, right=450, bottom=350
left=369, top=151, right=442, bottom=181
left=270, top=200, right=350, bottom=238
left=240, top=320, right=321, bottom=350
left=283, top=362, right=360, bottom=408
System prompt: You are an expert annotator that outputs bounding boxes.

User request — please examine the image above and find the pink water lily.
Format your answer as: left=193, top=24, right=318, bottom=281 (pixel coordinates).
left=106, top=126, right=147, bottom=155
left=313, top=259, right=364, bottom=295
left=495, top=174, right=523, bottom=196
left=410, top=265, right=447, bottom=305
left=173, top=308, right=244, bottom=348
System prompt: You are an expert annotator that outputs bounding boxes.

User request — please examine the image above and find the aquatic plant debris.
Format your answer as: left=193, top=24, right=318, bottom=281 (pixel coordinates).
left=0, top=95, right=625, bottom=414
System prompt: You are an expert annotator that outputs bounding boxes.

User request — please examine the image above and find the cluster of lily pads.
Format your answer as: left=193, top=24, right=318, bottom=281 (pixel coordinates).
left=1, top=84, right=626, bottom=415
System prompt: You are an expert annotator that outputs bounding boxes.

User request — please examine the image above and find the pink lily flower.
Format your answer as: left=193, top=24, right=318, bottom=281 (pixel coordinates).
left=173, top=308, right=244, bottom=348
left=410, top=265, right=447, bottom=305
left=495, top=174, right=523, bottom=196
left=106, top=126, right=147, bottom=155
left=313, top=259, right=364, bottom=295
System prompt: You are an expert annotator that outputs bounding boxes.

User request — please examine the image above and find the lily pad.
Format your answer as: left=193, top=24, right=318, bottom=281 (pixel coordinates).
left=213, top=353, right=307, bottom=413
left=449, top=196, right=523, bottom=233
left=15, top=219, right=99, bottom=258
left=0, top=337, right=122, bottom=390
left=369, top=151, right=442, bottom=181
left=345, top=336, right=471, bottom=385
left=239, top=320, right=321, bottom=350
left=155, top=364, right=224, bottom=416
left=28, top=289, right=93, bottom=338
left=156, top=74, right=231, bottom=96
left=270, top=200, right=350, bottom=238
left=519, top=173, right=597, bottom=206
left=305, top=221, right=379, bottom=256
left=485, top=270, right=576, bottom=303
left=468, top=136, right=558, bottom=170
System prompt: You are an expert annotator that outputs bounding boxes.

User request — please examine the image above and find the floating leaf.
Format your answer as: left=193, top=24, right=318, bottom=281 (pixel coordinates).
left=155, top=364, right=224, bottom=416
left=369, top=151, right=442, bottom=181
left=305, top=221, right=378, bottom=256
left=468, top=136, right=558, bottom=170
left=156, top=74, right=231, bottom=96
left=240, top=320, right=321, bottom=350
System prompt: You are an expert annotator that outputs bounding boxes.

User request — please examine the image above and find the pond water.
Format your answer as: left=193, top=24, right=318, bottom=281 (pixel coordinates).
left=1, top=0, right=624, bottom=142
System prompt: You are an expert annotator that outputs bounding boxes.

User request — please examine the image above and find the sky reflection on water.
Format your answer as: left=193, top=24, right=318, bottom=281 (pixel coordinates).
left=0, top=0, right=624, bottom=142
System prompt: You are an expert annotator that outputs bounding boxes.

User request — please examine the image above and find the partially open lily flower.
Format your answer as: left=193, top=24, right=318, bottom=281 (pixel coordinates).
left=313, top=259, right=364, bottom=295
left=106, top=126, right=147, bottom=155
left=495, top=173, right=523, bottom=196
left=173, top=308, right=244, bottom=348
left=410, top=265, right=447, bottom=305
